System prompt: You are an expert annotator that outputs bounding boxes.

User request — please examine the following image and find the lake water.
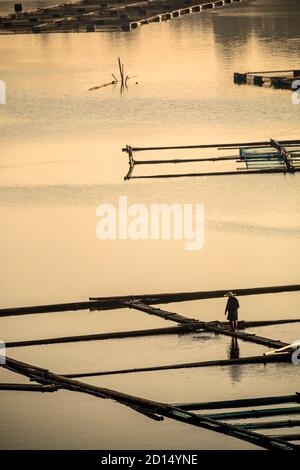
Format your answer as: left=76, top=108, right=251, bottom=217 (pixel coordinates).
left=0, top=0, right=299, bottom=450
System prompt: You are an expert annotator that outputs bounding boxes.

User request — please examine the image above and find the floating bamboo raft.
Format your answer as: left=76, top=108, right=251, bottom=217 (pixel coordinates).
left=122, top=138, right=300, bottom=179
left=0, top=0, right=242, bottom=35
left=1, top=283, right=300, bottom=449
left=234, top=69, right=300, bottom=90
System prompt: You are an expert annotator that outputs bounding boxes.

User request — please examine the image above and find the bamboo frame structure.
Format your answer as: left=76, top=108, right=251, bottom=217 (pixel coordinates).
left=122, top=138, right=300, bottom=180
left=0, top=354, right=299, bottom=450
left=1, top=283, right=300, bottom=449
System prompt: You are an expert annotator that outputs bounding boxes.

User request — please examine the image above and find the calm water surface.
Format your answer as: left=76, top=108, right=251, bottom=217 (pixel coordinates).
left=0, top=0, right=299, bottom=449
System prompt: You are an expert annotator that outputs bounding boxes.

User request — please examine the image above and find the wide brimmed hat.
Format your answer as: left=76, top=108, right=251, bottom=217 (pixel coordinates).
left=224, top=291, right=236, bottom=297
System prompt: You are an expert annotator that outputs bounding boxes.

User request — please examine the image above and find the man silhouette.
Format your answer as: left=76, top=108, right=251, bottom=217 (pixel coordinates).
left=224, top=291, right=239, bottom=331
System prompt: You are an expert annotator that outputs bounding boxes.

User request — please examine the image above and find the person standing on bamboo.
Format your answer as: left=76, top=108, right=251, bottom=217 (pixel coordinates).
left=224, top=292, right=239, bottom=331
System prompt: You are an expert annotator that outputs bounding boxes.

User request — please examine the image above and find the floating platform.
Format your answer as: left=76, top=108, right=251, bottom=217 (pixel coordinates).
left=122, top=138, right=300, bottom=179
left=0, top=0, right=243, bottom=34
left=234, top=69, right=300, bottom=90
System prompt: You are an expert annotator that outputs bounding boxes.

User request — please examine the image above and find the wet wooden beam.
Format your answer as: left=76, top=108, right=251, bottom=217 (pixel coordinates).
left=1, top=354, right=298, bottom=450
left=1, top=283, right=299, bottom=317
left=64, top=353, right=291, bottom=379
left=174, top=393, right=300, bottom=411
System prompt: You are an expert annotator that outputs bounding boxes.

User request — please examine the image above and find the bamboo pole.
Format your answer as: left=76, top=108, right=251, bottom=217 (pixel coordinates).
left=239, top=419, right=300, bottom=430
left=0, top=383, right=58, bottom=392
left=118, top=57, right=124, bottom=85
left=133, top=155, right=239, bottom=165
left=5, top=319, right=300, bottom=349
left=246, top=70, right=297, bottom=75
left=174, top=394, right=300, bottom=411
left=269, top=434, right=300, bottom=441
left=64, top=353, right=291, bottom=379
left=5, top=324, right=205, bottom=348
left=204, top=406, right=300, bottom=421
left=127, top=167, right=300, bottom=180
left=1, top=283, right=300, bottom=317
left=122, top=139, right=300, bottom=153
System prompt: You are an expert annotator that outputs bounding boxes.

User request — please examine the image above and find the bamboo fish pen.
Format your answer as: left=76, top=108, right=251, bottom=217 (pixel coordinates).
left=122, top=138, right=300, bottom=180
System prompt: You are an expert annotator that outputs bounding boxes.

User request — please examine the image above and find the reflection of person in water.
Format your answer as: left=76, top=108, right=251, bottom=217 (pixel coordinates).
left=228, top=337, right=240, bottom=359
left=228, top=337, right=242, bottom=383
left=224, top=291, right=239, bottom=331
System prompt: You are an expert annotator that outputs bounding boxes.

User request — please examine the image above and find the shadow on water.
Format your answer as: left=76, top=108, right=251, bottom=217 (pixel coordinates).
left=227, top=337, right=242, bottom=383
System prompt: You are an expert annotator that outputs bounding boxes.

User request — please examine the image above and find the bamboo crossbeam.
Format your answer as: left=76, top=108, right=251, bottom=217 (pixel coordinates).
left=219, top=145, right=300, bottom=151
left=1, top=283, right=299, bottom=317
left=1, top=354, right=298, bottom=450
left=127, top=167, right=300, bottom=179
left=174, top=394, right=300, bottom=411
left=122, top=139, right=300, bottom=153
left=246, top=70, right=297, bottom=75
left=5, top=319, right=300, bottom=349
left=133, top=156, right=239, bottom=165
left=64, top=353, right=291, bottom=379
left=239, top=419, right=300, bottom=430
left=204, top=407, right=300, bottom=421
left=242, top=319, right=300, bottom=327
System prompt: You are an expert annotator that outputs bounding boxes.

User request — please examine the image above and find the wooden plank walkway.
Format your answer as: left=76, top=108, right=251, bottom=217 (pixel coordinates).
left=123, top=301, right=288, bottom=350
left=120, top=300, right=196, bottom=323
